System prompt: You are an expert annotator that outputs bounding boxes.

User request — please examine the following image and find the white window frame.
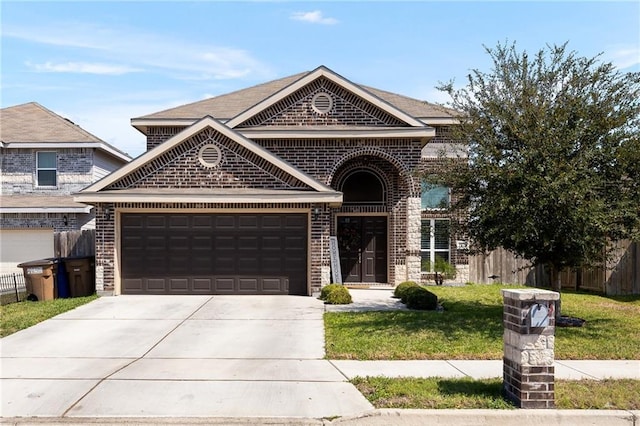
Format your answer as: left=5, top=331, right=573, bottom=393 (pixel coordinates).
left=36, top=151, right=57, bottom=187
left=421, top=182, right=450, bottom=210
left=421, top=218, right=451, bottom=272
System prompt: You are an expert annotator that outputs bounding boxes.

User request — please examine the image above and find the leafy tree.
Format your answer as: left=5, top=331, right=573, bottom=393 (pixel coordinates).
left=432, top=42, right=640, bottom=312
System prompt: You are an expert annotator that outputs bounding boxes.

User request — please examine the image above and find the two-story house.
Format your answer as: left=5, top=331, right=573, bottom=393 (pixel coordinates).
left=0, top=102, right=131, bottom=273
left=76, top=66, right=466, bottom=296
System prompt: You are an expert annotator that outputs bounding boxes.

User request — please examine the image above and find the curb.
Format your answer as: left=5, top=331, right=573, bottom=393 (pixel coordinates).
left=2, top=410, right=639, bottom=426
left=333, top=409, right=640, bottom=425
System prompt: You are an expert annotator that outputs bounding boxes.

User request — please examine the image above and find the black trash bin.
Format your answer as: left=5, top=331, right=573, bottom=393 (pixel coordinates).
left=63, top=256, right=95, bottom=297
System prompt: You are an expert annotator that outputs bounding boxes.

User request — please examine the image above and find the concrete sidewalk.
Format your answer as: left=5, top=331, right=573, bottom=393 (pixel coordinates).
left=330, top=359, right=640, bottom=380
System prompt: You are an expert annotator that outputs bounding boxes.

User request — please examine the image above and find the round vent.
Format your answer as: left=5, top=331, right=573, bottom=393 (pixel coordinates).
left=311, top=92, right=333, bottom=114
left=198, top=144, right=222, bottom=168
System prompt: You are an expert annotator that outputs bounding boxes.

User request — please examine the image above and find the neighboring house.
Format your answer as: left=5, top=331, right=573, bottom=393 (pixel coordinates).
left=77, top=66, right=466, bottom=296
left=0, top=102, right=131, bottom=273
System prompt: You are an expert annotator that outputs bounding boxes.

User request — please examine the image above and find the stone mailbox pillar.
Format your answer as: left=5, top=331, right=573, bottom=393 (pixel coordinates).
left=502, top=288, right=560, bottom=409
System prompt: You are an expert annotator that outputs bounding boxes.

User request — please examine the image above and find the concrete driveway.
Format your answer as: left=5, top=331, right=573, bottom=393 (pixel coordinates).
left=1, top=295, right=373, bottom=419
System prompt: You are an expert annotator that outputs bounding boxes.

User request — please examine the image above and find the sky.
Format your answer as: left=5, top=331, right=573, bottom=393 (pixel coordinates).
left=2, top=1, right=639, bottom=158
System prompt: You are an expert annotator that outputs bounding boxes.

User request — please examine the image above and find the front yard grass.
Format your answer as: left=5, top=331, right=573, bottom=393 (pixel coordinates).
left=353, top=376, right=640, bottom=410
left=0, top=295, right=98, bottom=337
left=325, top=284, right=640, bottom=360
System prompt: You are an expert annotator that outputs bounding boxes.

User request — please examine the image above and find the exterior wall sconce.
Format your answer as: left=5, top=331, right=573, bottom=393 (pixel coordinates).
left=104, top=205, right=112, bottom=221
left=312, top=207, right=321, bottom=220
left=63, top=215, right=68, bottom=226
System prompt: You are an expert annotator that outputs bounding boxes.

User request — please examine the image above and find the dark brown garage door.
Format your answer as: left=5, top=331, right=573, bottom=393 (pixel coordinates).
left=120, top=213, right=307, bottom=295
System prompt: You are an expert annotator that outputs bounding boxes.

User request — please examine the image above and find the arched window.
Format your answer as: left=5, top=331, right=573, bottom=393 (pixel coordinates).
left=341, top=170, right=386, bottom=205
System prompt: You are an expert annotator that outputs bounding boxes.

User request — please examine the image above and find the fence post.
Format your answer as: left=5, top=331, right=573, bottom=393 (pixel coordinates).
left=502, top=288, right=560, bottom=408
left=13, top=273, right=20, bottom=303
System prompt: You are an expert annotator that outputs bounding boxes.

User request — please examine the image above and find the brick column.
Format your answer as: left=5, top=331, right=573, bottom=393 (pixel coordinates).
left=502, top=289, right=560, bottom=408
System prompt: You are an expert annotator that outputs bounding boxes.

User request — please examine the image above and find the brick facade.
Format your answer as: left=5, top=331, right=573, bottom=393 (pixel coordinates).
left=1, top=147, right=98, bottom=232
left=1, top=148, right=94, bottom=195
left=90, top=69, right=467, bottom=294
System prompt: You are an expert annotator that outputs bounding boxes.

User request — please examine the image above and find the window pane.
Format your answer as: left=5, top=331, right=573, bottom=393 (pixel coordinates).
left=434, top=220, right=450, bottom=250
left=421, top=252, right=431, bottom=272
left=420, top=220, right=431, bottom=250
left=37, top=152, right=56, bottom=168
left=38, top=170, right=56, bottom=186
left=435, top=252, right=450, bottom=263
left=421, top=182, right=449, bottom=209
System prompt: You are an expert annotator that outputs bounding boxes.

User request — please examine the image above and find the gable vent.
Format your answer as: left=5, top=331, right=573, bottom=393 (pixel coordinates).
left=198, top=144, right=222, bottom=168
left=311, top=92, right=333, bottom=114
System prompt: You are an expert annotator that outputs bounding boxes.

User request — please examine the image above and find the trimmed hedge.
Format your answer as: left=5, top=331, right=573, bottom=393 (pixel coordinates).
left=394, top=281, right=420, bottom=303
left=319, top=284, right=353, bottom=305
left=404, top=286, right=439, bottom=310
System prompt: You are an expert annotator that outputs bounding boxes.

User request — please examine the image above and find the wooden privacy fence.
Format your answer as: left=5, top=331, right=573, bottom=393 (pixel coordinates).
left=469, top=240, right=639, bottom=295
left=54, top=229, right=95, bottom=258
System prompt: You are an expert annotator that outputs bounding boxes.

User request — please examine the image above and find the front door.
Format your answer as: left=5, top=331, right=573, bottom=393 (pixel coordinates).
left=337, top=216, right=387, bottom=283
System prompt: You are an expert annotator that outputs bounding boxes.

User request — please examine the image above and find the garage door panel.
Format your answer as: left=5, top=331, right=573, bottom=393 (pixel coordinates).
left=215, top=216, right=235, bottom=229
left=193, top=278, right=213, bottom=292
left=262, top=278, right=286, bottom=293
left=121, top=213, right=307, bottom=295
left=238, top=278, right=259, bottom=292
left=146, top=216, right=167, bottom=228
left=214, top=278, right=235, bottom=293
left=146, top=279, right=167, bottom=292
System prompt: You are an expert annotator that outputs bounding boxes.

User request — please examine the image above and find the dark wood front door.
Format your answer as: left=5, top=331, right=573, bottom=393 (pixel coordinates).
left=337, top=216, right=387, bottom=283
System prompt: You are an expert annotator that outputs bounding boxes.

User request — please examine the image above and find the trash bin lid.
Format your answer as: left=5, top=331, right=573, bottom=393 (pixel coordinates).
left=18, top=258, right=55, bottom=268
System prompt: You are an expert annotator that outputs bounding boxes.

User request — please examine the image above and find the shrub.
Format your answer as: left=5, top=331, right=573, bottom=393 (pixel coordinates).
left=323, top=285, right=353, bottom=305
left=319, top=283, right=343, bottom=301
left=404, top=286, right=439, bottom=310
left=394, top=281, right=420, bottom=302
left=422, top=258, right=457, bottom=280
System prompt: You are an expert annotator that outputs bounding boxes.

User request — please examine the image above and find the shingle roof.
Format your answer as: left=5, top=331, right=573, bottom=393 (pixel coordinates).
left=134, top=70, right=458, bottom=121
left=0, top=102, right=104, bottom=143
left=138, top=73, right=308, bottom=120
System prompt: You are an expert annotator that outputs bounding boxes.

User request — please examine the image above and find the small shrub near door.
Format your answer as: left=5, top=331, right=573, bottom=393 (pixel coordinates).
left=404, top=286, right=439, bottom=310
left=394, top=281, right=420, bottom=303
left=319, top=284, right=353, bottom=305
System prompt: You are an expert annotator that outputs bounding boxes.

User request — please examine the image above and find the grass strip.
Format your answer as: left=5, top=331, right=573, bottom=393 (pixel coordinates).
left=0, top=295, right=98, bottom=337
left=353, top=376, right=640, bottom=410
left=325, top=284, right=640, bottom=360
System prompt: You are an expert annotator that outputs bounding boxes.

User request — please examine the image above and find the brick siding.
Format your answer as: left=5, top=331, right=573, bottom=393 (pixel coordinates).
left=1, top=148, right=94, bottom=195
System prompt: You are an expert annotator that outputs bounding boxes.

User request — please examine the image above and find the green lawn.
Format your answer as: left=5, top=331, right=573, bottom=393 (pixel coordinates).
left=353, top=376, right=640, bottom=410
left=0, top=295, right=98, bottom=337
left=325, top=284, right=640, bottom=360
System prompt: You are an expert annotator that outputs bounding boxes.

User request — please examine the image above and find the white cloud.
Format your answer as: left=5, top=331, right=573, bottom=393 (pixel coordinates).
left=290, top=10, right=338, bottom=25
left=27, top=61, right=142, bottom=75
left=604, top=45, right=640, bottom=70
left=4, top=23, right=273, bottom=81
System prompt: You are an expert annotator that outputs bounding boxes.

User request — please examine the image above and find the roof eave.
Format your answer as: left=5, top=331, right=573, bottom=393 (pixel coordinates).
left=74, top=191, right=343, bottom=207
left=0, top=206, right=92, bottom=214
left=238, top=127, right=435, bottom=140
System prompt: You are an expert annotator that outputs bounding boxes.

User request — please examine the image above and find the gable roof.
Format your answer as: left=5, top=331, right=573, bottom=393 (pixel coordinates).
left=77, top=116, right=342, bottom=205
left=131, top=66, right=458, bottom=133
left=1, top=102, right=131, bottom=162
left=227, top=66, right=426, bottom=129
